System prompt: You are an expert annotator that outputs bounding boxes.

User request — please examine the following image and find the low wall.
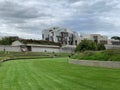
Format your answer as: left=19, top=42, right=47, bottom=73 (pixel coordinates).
left=31, top=46, right=60, bottom=52
left=0, top=45, right=75, bottom=53
left=0, top=45, right=21, bottom=52
left=69, top=59, right=120, bottom=68
left=105, top=44, right=120, bottom=50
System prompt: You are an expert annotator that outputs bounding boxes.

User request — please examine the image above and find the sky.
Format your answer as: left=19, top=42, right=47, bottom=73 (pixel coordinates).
left=0, top=0, right=120, bottom=39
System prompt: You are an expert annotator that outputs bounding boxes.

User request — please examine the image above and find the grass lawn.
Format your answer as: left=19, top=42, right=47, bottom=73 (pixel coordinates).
left=0, top=58, right=120, bottom=90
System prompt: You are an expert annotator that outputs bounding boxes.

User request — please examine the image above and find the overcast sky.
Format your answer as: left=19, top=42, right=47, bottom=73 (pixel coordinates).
left=0, top=0, right=120, bottom=39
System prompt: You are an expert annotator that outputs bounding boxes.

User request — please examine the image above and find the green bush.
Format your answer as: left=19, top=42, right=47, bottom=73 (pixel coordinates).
left=75, top=39, right=105, bottom=52
left=20, top=39, right=61, bottom=46
left=0, top=37, right=17, bottom=45
left=75, top=39, right=97, bottom=52
left=71, top=50, right=120, bottom=61
left=97, top=43, right=106, bottom=50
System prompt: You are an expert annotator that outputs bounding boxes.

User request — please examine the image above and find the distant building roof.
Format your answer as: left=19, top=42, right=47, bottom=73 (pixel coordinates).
left=27, top=44, right=60, bottom=48
left=12, top=41, right=24, bottom=46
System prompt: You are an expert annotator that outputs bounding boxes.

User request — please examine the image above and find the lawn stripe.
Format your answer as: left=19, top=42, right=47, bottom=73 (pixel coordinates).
left=0, top=58, right=120, bottom=90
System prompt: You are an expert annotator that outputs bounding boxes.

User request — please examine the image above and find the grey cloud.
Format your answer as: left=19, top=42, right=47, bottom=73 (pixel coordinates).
left=0, top=1, right=38, bottom=19
left=0, top=1, right=53, bottom=23
left=0, top=0, right=120, bottom=39
left=67, top=0, right=81, bottom=3
left=0, top=0, right=54, bottom=38
left=60, top=0, right=120, bottom=35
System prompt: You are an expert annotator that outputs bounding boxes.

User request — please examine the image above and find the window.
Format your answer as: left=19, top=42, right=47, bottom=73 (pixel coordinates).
left=42, top=34, right=44, bottom=39
left=75, top=40, right=77, bottom=45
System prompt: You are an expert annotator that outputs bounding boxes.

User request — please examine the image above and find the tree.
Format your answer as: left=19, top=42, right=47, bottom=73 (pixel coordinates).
left=97, top=43, right=105, bottom=50
left=75, top=39, right=106, bottom=52
left=75, top=39, right=97, bottom=52
left=0, top=37, right=17, bottom=45
left=111, top=36, right=120, bottom=40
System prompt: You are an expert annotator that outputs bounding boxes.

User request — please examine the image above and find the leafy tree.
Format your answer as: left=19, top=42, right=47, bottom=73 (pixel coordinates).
left=0, top=37, right=18, bottom=45
left=97, top=43, right=105, bottom=50
left=75, top=39, right=106, bottom=52
left=111, top=36, right=120, bottom=40
left=75, top=39, right=97, bottom=52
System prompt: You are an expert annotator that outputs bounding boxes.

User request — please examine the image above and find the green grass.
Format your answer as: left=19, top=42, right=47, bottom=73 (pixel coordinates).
left=72, top=50, right=120, bottom=61
left=0, top=52, right=71, bottom=60
left=0, top=58, right=120, bottom=90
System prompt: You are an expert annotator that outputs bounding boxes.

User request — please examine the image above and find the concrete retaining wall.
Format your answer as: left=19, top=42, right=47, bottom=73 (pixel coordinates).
left=0, top=45, right=21, bottom=52
left=105, top=44, right=120, bottom=50
left=0, top=45, right=74, bottom=53
left=31, top=46, right=60, bottom=52
left=69, top=59, right=120, bottom=68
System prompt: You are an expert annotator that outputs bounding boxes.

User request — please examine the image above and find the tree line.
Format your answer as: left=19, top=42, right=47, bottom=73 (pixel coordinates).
left=75, top=39, right=106, bottom=52
left=0, top=37, right=61, bottom=46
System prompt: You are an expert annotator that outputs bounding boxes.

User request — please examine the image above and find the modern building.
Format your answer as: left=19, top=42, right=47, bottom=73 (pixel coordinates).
left=42, top=27, right=79, bottom=45
left=105, top=39, right=120, bottom=49
left=0, top=36, right=2, bottom=40
left=108, top=39, right=120, bottom=45
left=42, top=27, right=110, bottom=46
left=79, top=33, right=108, bottom=44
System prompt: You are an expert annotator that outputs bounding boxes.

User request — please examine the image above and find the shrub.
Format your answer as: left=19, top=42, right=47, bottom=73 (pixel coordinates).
left=71, top=50, right=120, bottom=61
left=75, top=39, right=106, bottom=52
left=97, top=43, right=105, bottom=50
left=20, top=39, right=61, bottom=46
left=75, top=39, right=97, bottom=52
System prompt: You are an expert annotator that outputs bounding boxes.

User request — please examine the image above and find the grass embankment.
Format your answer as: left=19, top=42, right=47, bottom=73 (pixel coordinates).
left=0, top=58, right=120, bottom=90
left=71, top=50, right=120, bottom=61
left=0, top=52, right=70, bottom=60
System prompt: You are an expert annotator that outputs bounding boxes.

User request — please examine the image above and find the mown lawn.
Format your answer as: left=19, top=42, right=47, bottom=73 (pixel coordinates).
left=0, top=58, right=120, bottom=90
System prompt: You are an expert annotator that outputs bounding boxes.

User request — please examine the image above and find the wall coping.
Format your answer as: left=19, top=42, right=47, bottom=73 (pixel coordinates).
left=69, top=59, right=120, bottom=69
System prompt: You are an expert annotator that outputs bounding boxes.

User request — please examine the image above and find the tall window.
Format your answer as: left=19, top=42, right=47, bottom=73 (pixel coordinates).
left=93, top=36, right=98, bottom=44
left=75, top=40, right=77, bottom=45
left=42, top=34, right=44, bottom=39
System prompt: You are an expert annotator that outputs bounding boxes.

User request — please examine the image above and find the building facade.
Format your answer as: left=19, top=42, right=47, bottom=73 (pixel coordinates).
left=42, top=27, right=79, bottom=45
left=108, top=39, right=120, bottom=45
left=79, top=33, right=108, bottom=44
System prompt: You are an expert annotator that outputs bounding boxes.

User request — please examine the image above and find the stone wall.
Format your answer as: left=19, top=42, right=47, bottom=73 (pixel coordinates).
left=69, top=59, right=120, bottom=68
left=0, top=45, right=21, bottom=52
left=105, top=44, right=120, bottom=50
left=31, top=46, right=60, bottom=52
left=0, top=45, right=74, bottom=53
